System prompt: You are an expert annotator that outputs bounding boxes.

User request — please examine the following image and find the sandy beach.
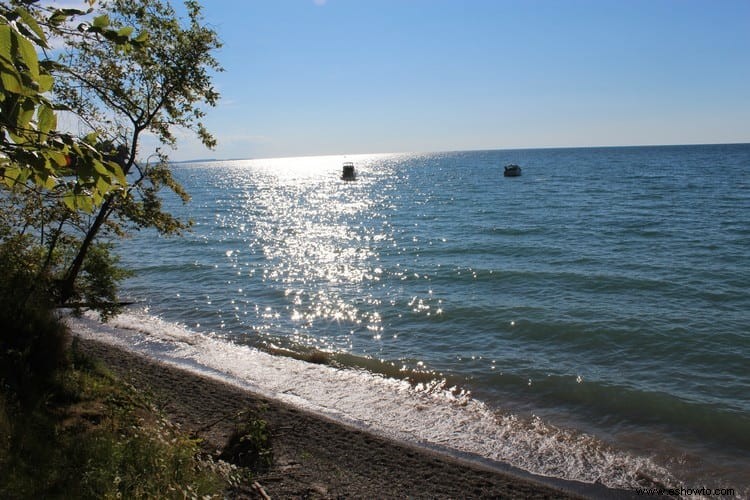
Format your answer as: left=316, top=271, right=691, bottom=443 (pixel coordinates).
left=73, top=337, right=608, bottom=499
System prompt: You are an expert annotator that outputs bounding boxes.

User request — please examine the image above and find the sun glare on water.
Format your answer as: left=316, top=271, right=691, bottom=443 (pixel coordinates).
left=213, top=153, right=394, bottom=350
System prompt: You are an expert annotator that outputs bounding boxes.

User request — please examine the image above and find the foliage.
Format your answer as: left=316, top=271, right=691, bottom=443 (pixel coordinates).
left=0, top=0, right=138, bottom=314
left=220, top=408, right=274, bottom=471
left=0, top=0, right=221, bottom=311
left=0, top=348, right=240, bottom=498
left=0, top=15, right=223, bottom=495
left=52, top=0, right=222, bottom=304
left=0, top=3, right=227, bottom=495
left=75, top=242, right=133, bottom=320
left=0, top=1, right=131, bottom=210
left=57, top=0, right=221, bottom=151
left=0, top=233, right=71, bottom=405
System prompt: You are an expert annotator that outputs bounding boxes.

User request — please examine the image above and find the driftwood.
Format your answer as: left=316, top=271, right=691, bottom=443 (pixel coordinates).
left=252, top=481, right=271, bottom=500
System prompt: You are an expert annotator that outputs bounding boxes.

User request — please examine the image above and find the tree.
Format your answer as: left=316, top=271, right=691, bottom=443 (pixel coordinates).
left=1, top=1, right=131, bottom=212
left=0, top=0, right=146, bottom=391
left=0, top=0, right=221, bottom=312
left=52, top=0, right=222, bottom=306
left=1, top=1, right=146, bottom=314
left=0, top=0, right=221, bottom=395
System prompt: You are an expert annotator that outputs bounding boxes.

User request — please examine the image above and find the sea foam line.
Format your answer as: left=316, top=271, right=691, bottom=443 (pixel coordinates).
left=67, top=310, right=676, bottom=491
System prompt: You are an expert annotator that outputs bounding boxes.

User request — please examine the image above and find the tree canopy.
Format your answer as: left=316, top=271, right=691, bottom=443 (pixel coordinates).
left=1, top=1, right=129, bottom=211
left=0, top=0, right=222, bottom=316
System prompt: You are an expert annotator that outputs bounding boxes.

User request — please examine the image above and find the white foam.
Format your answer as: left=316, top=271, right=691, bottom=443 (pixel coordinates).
left=68, top=310, right=676, bottom=490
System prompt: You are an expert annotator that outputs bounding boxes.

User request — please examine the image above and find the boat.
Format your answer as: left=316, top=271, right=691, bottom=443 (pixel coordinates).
left=503, top=164, right=522, bottom=177
left=341, top=162, right=356, bottom=181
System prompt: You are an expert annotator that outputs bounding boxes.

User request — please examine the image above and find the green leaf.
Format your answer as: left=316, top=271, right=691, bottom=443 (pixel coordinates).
left=43, top=172, right=57, bottom=190
left=106, top=160, right=126, bottom=186
left=61, top=8, right=89, bottom=16
left=2, top=164, right=31, bottom=187
left=93, top=14, right=110, bottom=29
left=12, top=29, right=40, bottom=80
left=62, top=189, right=95, bottom=213
left=47, top=150, right=68, bottom=167
left=92, top=158, right=111, bottom=176
left=78, top=193, right=94, bottom=212
left=134, top=31, right=149, bottom=43
left=16, top=7, right=48, bottom=48
left=2, top=166, right=19, bottom=187
left=38, top=103, right=56, bottom=135
left=46, top=7, right=89, bottom=25
left=48, top=10, right=68, bottom=26
left=62, top=191, right=77, bottom=211
left=96, top=175, right=110, bottom=198
left=0, top=27, right=25, bottom=94
left=37, top=72, right=53, bottom=92
left=0, top=67, right=23, bottom=94
left=7, top=97, right=37, bottom=142
left=83, top=132, right=99, bottom=145
left=16, top=97, right=36, bottom=129
left=117, top=26, right=134, bottom=38
left=0, top=25, right=13, bottom=62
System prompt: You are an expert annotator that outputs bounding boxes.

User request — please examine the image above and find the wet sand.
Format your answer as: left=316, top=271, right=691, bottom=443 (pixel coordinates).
left=75, top=337, right=603, bottom=499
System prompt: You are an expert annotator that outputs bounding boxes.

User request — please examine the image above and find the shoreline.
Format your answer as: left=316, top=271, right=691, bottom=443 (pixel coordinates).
left=74, top=336, right=631, bottom=499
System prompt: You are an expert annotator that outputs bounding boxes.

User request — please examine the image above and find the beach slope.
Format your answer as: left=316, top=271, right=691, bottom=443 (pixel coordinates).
left=75, top=337, right=587, bottom=499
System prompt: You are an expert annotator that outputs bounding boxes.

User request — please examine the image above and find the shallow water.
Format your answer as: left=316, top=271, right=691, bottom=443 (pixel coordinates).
left=112, top=144, right=750, bottom=494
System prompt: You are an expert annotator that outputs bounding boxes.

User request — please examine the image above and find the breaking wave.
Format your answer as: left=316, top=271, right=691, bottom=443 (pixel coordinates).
left=67, top=309, right=677, bottom=493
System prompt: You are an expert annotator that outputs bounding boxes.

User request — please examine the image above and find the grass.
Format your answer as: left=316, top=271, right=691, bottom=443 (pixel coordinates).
left=0, top=346, right=251, bottom=499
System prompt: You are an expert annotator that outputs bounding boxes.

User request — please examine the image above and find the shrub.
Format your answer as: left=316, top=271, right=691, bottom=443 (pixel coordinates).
left=0, top=235, right=71, bottom=406
left=220, top=409, right=273, bottom=471
left=0, top=351, right=237, bottom=498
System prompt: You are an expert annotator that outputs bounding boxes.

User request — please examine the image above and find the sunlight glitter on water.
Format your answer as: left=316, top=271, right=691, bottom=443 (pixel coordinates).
left=213, top=154, right=397, bottom=354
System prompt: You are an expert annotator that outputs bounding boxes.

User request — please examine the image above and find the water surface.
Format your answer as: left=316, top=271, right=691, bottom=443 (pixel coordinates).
left=110, top=144, right=750, bottom=494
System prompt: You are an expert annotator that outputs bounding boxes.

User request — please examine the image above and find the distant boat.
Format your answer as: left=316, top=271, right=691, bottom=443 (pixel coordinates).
left=503, top=164, right=522, bottom=177
left=341, top=161, right=356, bottom=181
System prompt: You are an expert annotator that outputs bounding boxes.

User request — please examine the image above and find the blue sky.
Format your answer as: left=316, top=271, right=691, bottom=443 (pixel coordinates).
left=170, top=0, right=749, bottom=160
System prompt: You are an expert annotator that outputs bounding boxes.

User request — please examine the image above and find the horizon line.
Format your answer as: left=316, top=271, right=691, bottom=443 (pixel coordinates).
left=171, top=141, right=750, bottom=165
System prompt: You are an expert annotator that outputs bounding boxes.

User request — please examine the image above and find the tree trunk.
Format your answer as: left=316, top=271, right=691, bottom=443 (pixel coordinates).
left=57, top=142, right=134, bottom=304
left=57, top=196, right=113, bottom=304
